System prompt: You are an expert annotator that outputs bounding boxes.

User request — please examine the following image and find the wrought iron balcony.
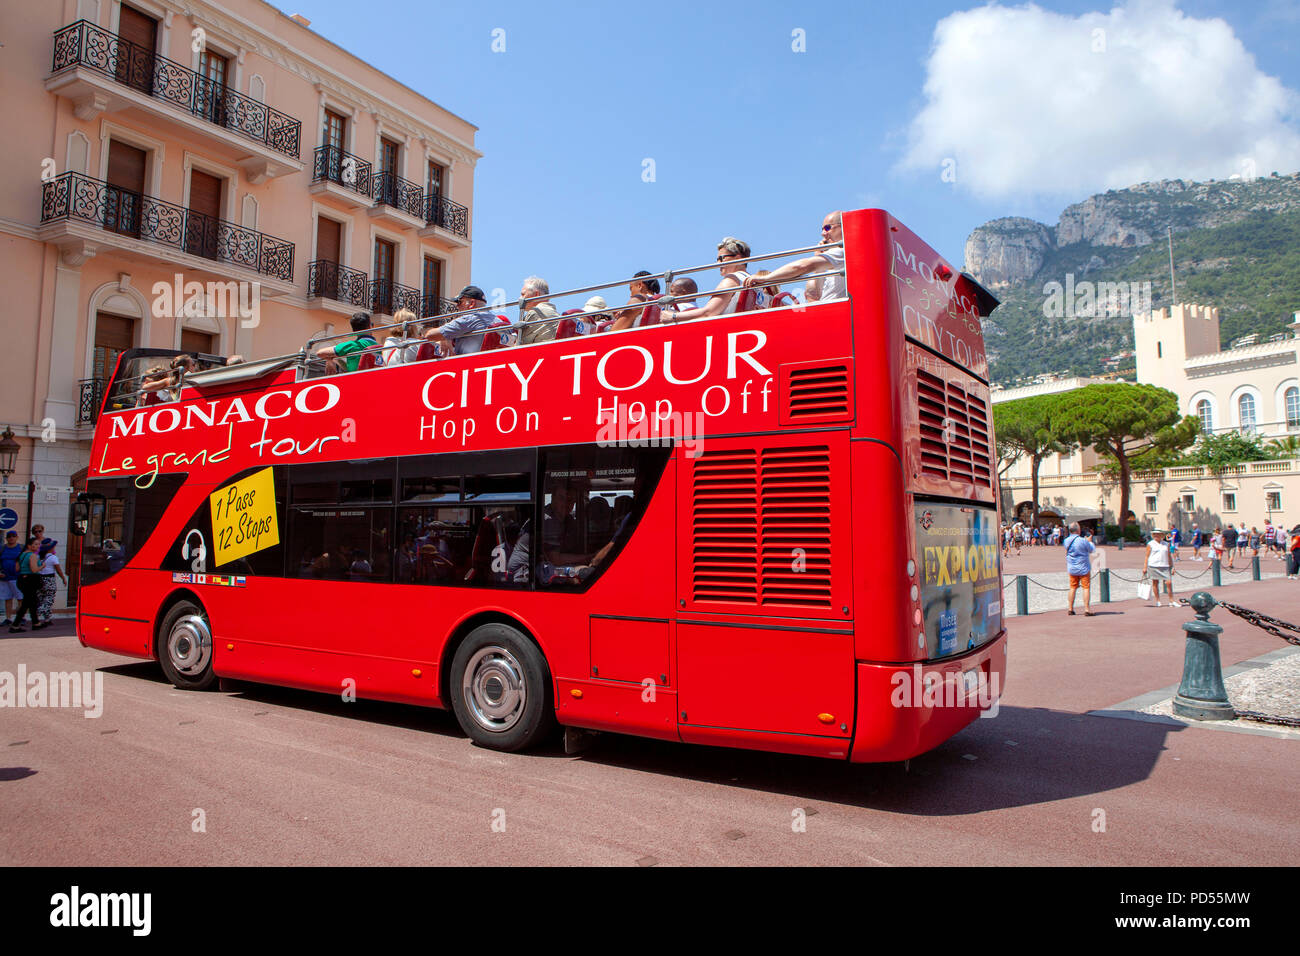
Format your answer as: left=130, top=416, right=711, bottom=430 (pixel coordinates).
left=42, top=172, right=295, bottom=281
left=369, top=278, right=421, bottom=317
left=307, top=259, right=369, bottom=308
left=51, top=20, right=301, bottom=160
left=423, top=194, right=470, bottom=238
left=312, top=145, right=373, bottom=198
left=372, top=171, right=424, bottom=219
left=77, top=377, right=107, bottom=425
left=421, top=294, right=459, bottom=320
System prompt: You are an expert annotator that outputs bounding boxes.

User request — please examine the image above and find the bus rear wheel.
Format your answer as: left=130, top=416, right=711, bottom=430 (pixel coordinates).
left=449, top=623, right=555, bottom=752
left=158, top=600, right=216, bottom=691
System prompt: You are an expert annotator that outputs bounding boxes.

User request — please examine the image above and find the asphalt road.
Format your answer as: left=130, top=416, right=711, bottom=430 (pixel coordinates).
left=3, top=581, right=1298, bottom=866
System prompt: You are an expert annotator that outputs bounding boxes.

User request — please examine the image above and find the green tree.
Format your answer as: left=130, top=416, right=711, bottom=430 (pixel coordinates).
left=993, top=393, right=1071, bottom=527
left=1182, top=431, right=1277, bottom=469
left=1265, top=434, right=1300, bottom=459
left=1053, top=383, right=1199, bottom=525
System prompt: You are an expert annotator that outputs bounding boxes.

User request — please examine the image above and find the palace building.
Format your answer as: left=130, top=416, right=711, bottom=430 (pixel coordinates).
left=997, top=304, right=1300, bottom=534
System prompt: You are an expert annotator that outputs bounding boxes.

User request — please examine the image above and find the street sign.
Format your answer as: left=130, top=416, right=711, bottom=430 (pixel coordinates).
left=0, top=508, right=16, bottom=531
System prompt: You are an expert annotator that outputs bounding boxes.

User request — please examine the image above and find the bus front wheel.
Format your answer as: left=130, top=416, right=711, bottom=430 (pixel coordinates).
left=449, top=623, right=555, bottom=752
left=158, top=600, right=216, bottom=691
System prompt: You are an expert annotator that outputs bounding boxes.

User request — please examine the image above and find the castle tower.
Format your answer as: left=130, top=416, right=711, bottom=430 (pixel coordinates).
left=1133, top=303, right=1221, bottom=394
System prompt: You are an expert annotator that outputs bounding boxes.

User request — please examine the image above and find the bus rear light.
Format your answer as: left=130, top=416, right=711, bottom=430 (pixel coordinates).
left=913, top=609, right=922, bottom=626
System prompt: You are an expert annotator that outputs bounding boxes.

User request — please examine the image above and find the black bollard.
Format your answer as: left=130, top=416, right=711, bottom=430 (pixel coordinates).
left=1172, top=592, right=1234, bottom=721
left=1211, top=557, right=1221, bottom=586
left=1099, top=568, right=1110, bottom=603
left=1251, top=555, right=1260, bottom=580
left=1015, top=575, right=1028, bottom=616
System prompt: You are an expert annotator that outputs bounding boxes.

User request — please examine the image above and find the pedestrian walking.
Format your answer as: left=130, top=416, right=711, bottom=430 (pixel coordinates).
left=1143, top=528, right=1176, bottom=607
left=37, top=539, right=67, bottom=624
left=1064, top=522, right=1096, bottom=616
left=0, top=530, right=21, bottom=626
left=9, top=536, right=44, bottom=632
left=1191, top=523, right=1203, bottom=561
left=1222, top=523, right=1238, bottom=569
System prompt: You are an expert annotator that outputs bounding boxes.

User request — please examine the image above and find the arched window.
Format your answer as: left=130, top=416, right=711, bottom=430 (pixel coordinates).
left=1238, top=393, right=1256, bottom=434
left=1196, top=399, right=1213, bottom=434
left=1286, top=386, right=1299, bottom=430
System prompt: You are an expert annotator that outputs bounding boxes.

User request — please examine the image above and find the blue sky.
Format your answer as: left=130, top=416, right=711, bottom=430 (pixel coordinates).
left=288, top=0, right=1300, bottom=300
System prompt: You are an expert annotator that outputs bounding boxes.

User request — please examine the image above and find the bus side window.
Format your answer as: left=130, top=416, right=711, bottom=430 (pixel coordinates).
left=535, top=446, right=666, bottom=587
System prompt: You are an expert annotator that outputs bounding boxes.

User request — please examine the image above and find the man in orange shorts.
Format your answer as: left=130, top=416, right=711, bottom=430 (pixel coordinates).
left=1064, top=522, right=1097, bottom=616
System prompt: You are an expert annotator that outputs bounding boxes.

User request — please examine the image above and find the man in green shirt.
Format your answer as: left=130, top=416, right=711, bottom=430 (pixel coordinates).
left=316, top=312, right=377, bottom=373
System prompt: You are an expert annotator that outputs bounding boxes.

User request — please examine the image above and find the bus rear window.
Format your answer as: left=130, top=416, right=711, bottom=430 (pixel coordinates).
left=79, top=475, right=186, bottom=587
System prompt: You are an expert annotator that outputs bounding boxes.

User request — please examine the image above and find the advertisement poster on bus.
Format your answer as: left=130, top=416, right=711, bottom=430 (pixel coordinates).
left=915, top=503, right=1002, bottom=658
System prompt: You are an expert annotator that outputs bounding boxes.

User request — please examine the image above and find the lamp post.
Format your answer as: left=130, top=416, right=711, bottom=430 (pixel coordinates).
left=0, top=427, right=18, bottom=506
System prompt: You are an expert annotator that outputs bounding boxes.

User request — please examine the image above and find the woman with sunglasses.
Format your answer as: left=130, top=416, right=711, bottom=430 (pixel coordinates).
left=664, top=237, right=753, bottom=323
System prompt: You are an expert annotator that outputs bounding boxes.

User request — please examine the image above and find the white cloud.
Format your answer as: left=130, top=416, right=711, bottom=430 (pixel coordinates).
left=898, top=1, right=1300, bottom=199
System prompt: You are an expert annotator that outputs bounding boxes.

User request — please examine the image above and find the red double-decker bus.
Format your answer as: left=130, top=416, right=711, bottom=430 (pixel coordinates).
left=73, top=208, right=1005, bottom=762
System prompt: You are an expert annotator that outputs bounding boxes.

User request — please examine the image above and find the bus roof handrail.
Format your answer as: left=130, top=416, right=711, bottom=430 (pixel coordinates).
left=302, top=241, right=843, bottom=350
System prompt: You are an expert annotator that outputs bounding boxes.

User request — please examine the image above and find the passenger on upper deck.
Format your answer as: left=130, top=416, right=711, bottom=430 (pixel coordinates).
left=516, top=276, right=561, bottom=345
left=668, top=276, right=699, bottom=312
left=609, top=271, right=661, bottom=332
left=380, top=308, right=422, bottom=365
left=743, top=210, right=846, bottom=302
left=663, top=237, right=752, bottom=323
left=316, top=312, right=378, bottom=373
left=423, top=286, right=501, bottom=356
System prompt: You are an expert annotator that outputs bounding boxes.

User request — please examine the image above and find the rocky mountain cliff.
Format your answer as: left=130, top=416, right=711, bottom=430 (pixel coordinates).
left=965, top=172, right=1300, bottom=384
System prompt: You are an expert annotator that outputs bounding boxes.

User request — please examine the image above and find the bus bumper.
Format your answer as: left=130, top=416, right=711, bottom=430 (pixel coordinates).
left=850, top=631, right=1007, bottom=763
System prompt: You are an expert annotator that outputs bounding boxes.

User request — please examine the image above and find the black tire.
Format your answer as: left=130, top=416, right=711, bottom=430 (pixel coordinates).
left=157, top=599, right=216, bottom=691
left=449, top=622, right=555, bottom=752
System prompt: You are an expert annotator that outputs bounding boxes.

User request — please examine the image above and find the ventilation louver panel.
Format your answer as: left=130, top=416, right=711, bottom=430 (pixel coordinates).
left=916, top=368, right=993, bottom=487
left=691, top=446, right=833, bottom=609
left=785, top=364, right=851, bottom=422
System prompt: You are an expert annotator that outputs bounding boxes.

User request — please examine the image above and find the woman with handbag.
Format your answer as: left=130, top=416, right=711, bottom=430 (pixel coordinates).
left=1142, top=529, right=1175, bottom=607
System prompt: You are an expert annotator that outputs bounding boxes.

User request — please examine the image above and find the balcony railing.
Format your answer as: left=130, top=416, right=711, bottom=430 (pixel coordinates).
left=51, top=20, right=301, bottom=159
left=307, top=259, right=369, bottom=308
left=421, top=294, right=458, bottom=320
left=42, top=171, right=295, bottom=281
left=423, top=194, right=470, bottom=238
left=312, top=145, right=373, bottom=198
left=372, top=171, right=424, bottom=219
left=77, top=377, right=107, bottom=425
left=369, top=278, right=421, bottom=317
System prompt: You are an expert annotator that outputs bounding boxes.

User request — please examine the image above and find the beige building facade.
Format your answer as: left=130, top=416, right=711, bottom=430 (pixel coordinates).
left=997, top=304, right=1300, bottom=533
left=0, top=0, right=480, bottom=606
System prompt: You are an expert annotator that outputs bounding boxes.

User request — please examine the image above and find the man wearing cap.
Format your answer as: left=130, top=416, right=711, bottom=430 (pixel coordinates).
left=424, top=286, right=504, bottom=356
left=517, top=276, right=560, bottom=346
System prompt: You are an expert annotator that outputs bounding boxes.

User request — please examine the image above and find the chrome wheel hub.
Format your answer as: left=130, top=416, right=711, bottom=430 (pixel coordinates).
left=168, top=614, right=212, bottom=676
left=463, top=645, right=526, bottom=733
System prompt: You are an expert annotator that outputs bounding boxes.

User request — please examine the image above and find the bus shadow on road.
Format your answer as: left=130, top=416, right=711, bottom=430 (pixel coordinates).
left=95, top=663, right=1183, bottom=809
left=567, top=705, right=1184, bottom=815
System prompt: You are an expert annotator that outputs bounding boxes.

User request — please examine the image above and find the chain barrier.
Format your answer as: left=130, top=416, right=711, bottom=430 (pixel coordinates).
left=1207, top=600, right=1300, bottom=648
